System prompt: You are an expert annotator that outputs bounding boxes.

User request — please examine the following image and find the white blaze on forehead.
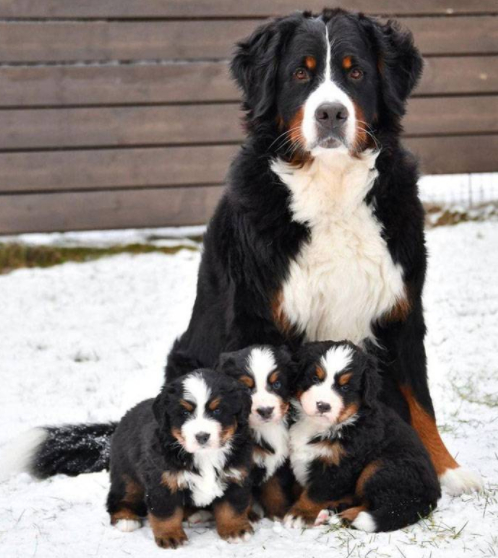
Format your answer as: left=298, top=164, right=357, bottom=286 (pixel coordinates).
left=300, top=345, right=353, bottom=422
left=247, top=347, right=283, bottom=423
left=181, top=373, right=221, bottom=452
left=301, top=24, right=356, bottom=152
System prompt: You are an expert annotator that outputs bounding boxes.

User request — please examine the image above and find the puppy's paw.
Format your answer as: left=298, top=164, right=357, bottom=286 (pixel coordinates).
left=314, top=509, right=333, bottom=526
left=115, top=519, right=142, bottom=533
left=440, top=467, right=484, bottom=496
left=187, top=510, right=213, bottom=526
left=283, top=509, right=316, bottom=529
left=220, top=524, right=254, bottom=544
left=154, top=531, right=188, bottom=549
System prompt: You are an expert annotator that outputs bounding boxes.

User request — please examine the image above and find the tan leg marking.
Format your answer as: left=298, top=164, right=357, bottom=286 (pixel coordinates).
left=259, top=475, right=290, bottom=519
left=340, top=505, right=367, bottom=523
left=356, top=460, right=382, bottom=497
left=149, top=508, right=187, bottom=549
left=214, top=501, right=253, bottom=541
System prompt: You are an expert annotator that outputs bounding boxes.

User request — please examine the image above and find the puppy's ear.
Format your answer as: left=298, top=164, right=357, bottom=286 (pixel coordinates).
left=216, top=351, right=239, bottom=378
left=152, top=383, right=177, bottom=427
left=362, top=16, right=423, bottom=116
left=229, top=382, right=252, bottom=427
left=361, top=354, right=381, bottom=409
left=231, top=16, right=297, bottom=121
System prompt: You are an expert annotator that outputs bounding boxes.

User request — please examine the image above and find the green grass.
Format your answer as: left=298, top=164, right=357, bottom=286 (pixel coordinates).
left=0, top=242, right=199, bottom=274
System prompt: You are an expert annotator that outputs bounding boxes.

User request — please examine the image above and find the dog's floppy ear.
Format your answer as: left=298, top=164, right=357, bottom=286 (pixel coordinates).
left=216, top=351, right=239, bottom=378
left=152, top=382, right=178, bottom=429
left=362, top=16, right=423, bottom=116
left=231, top=16, right=296, bottom=121
left=223, top=378, right=252, bottom=427
left=361, top=353, right=381, bottom=408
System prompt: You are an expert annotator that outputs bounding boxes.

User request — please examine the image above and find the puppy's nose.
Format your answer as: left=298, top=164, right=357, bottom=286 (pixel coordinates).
left=256, top=406, right=274, bottom=420
left=195, top=432, right=211, bottom=446
left=316, top=401, right=331, bottom=414
left=315, top=102, right=349, bottom=130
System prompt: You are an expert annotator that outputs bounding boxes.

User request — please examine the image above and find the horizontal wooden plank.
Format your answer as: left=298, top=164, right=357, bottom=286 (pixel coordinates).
left=2, top=96, right=498, bottom=150
left=0, top=186, right=224, bottom=234
left=0, top=145, right=239, bottom=193
left=0, top=16, right=496, bottom=63
left=0, top=135, right=496, bottom=196
left=1, top=56, right=497, bottom=108
left=0, top=0, right=496, bottom=18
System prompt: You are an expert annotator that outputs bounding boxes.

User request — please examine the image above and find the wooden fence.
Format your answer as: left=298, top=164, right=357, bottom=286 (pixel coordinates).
left=0, top=1, right=497, bottom=233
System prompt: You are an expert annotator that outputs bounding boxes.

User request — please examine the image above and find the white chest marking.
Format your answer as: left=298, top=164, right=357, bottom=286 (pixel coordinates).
left=273, top=150, right=405, bottom=344
left=252, top=421, right=289, bottom=481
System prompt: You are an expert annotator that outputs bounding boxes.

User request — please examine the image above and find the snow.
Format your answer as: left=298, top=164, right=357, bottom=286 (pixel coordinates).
left=0, top=221, right=497, bottom=558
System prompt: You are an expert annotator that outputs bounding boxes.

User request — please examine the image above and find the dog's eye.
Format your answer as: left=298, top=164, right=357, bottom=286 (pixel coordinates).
left=340, top=384, right=350, bottom=393
left=212, top=408, right=221, bottom=416
left=293, top=67, right=310, bottom=81
left=272, top=380, right=282, bottom=390
left=312, top=375, right=321, bottom=385
left=182, top=409, right=191, bottom=417
left=349, top=68, right=363, bottom=80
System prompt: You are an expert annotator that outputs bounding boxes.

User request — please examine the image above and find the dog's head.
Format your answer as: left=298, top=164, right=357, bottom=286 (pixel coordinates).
left=153, top=369, right=251, bottom=453
left=293, top=341, right=380, bottom=426
left=217, top=345, right=294, bottom=429
left=231, top=8, right=422, bottom=159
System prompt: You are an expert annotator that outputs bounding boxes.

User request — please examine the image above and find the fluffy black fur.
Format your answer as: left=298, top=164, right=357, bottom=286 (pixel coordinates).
left=217, top=345, right=296, bottom=518
left=106, top=369, right=253, bottom=548
left=286, top=341, right=441, bottom=532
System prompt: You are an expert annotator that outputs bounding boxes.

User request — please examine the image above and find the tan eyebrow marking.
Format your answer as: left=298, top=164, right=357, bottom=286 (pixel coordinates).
left=208, top=397, right=221, bottom=411
left=239, top=375, right=254, bottom=389
left=304, top=56, right=316, bottom=70
left=342, top=56, right=353, bottom=70
left=315, top=365, right=326, bottom=381
left=179, top=399, right=194, bottom=412
left=269, top=370, right=279, bottom=384
left=338, top=372, right=353, bottom=386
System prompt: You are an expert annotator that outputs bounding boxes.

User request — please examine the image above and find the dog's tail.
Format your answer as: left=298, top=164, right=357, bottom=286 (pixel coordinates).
left=350, top=497, right=437, bottom=533
left=0, top=422, right=117, bottom=481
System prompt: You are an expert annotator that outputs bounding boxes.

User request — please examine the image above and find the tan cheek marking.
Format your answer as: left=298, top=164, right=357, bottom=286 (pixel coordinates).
left=239, top=375, right=254, bottom=389
left=400, top=386, right=458, bottom=475
left=171, top=427, right=186, bottom=446
left=305, top=56, right=317, bottom=70
left=337, top=402, right=359, bottom=424
left=221, top=423, right=237, bottom=443
left=338, top=373, right=353, bottom=386
left=209, top=397, right=221, bottom=411
left=179, top=400, right=194, bottom=412
left=353, top=102, right=369, bottom=153
left=289, top=107, right=305, bottom=147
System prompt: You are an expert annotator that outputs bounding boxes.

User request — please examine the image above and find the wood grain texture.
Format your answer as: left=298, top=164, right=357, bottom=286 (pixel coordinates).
left=2, top=97, right=498, bottom=150
left=1, top=57, right=497, bottom=108
left=0, top=186, right=225, bottom=234
left=0, top=16, right=496, bottom=63
left=0, top=0, right=496, bottom=18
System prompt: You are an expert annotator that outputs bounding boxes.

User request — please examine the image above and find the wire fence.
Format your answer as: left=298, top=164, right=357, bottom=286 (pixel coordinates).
left=419, top=173, right=498, bottom=209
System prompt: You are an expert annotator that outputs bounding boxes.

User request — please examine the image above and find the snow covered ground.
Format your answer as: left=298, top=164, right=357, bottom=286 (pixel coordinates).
left=0, top=221, right=497, bottom=558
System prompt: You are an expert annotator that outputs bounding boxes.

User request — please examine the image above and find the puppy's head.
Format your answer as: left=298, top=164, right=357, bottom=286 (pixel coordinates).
left=153, top=369, right=251, bottom=454
left=294, top=341, right=380, bottom=426
left=217, top=345, right=293, bottom=429
left=231, top=9, right=422, bottom=159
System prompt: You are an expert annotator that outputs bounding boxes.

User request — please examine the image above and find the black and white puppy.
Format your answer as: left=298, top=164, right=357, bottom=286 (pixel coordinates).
left=217, top=345, right=295, bottom=518
left=107, top=369, right=253, bottom=548
left=285, top=341, right=441, bottom=532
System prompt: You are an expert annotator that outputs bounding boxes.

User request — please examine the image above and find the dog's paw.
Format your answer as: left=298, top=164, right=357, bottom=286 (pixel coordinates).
left=220, top=524, right=254, bottom=544
left=187, top=510, right=213, bottom=526
left=154, top=531, right=188, bottom=549
left=115, top=519, right=142, bottom=533
left=284, top=509, right=316, bottom=529
left=440, top=467, right=484, bottom=496
left=314, top=509, right=333, bottom=526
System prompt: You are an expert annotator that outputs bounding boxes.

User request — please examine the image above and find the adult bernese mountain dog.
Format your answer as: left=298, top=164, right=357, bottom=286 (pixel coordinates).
left=7, top=8, right=480, bottom=497
left=107, top=369, right=253, bottom=548
left=285, top=340, right=440, bottom=532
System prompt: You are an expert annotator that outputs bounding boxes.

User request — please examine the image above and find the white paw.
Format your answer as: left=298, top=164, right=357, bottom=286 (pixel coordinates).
left=314, top=509, right=332, bottom=526
left=284, top=514, right=306, bottom=529
left=226, top=531, right=252, bottom=543
left=187, top=510, right=213, bottom=526
left=351, top=512, right=376, bottom=533
left=251, top=502, right=264, bottom=520
left=115, top=519, right=141, bottom=533
left=440, top=467, right=484, bottom=496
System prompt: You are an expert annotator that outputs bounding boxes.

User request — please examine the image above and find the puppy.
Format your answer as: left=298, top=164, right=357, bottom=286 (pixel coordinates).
left=285, top=341, right=441, bottom=532
left=217, top=345, right=295, bottom=519
left=107, top=369, right=253, bottom=548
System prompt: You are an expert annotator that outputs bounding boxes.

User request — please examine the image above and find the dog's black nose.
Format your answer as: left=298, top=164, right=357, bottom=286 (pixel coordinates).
left=316, top=401, right=331, bottom=414
left=315, top=102, right=349, bottom=130
left=256, top=407, right=274, bottom=420
left=195, top=432, right=211, bottom=445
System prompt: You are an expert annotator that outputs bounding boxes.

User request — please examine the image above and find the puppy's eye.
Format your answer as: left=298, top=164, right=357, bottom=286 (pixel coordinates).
left=272, top=380, right=282, bottom=390
left=212, top=408, right=221, bottom=416
left=293, top=68, right=310, bottom=81
left=349, top=68, right=363, bottom=80
left=312, top=375, right=321, bottom=385
left=182, top=409, right=191, bottom=417
left=340, top=384, right=350, bottom=393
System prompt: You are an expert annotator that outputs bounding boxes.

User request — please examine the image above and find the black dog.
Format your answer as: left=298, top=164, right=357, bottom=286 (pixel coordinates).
left=217, top=345, right=295, bottom=518
left=107, top=369, right=253, bottom=548
left=284, top=341, right=441, bottom=532
left=22, top=8, right=480, bottom=496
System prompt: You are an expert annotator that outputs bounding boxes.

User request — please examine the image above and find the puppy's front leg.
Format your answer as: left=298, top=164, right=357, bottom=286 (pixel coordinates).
left=147, top=486, right=187, bottom=549
left=214, top=482, right=253, bottom=543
